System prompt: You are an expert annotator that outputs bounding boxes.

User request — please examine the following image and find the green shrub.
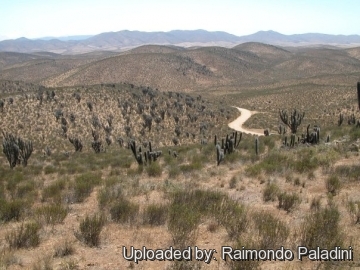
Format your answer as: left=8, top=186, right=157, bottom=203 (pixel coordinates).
left=252, top=212, right=289, bottom=249
left=326, top=175, right=341, bottom=195
left=42, top=179, right=66, bottom=203
left=35, top=204, right=67, bottom=225
left=0, top=199, right=25, bottom=222
left=6, top=221, right=40, bottom=249
left=229, top=176, right=238, bottom=189
left=54, top=240, right=74, bottom=257
left=168, top=165, right=181, bottom=178
left=278, top=192, right=301, bottom=212
left=168, top=203, right=201, bottom=248
left=44, top=165, right=57, bottom=175
left=146, top=162, right=162, bottom=177
left=263, top=182, right=280, bottom=202
left=97, top=186, right=122, bottom=209
left=300, top=205, right=343, bottom=249
left=229, top=235, right=261, bottom=270
left=110, top=199, right=139, bottom=225
left=76, top=214, right=105, bottom=247
left=73, top=173, right=101, bottom=203
left=334, top=165, right=360, bottom=182
left=310, top=197, right=321, bottom=211
left=16, top=180, right=36, bottom=199
left=32, top=255, right=53, bottom=270
left=216, top=199, right=249, bottom=240
left=6, top=172, right=24, bottom=195
left=143, top=204, right=168, bottom=226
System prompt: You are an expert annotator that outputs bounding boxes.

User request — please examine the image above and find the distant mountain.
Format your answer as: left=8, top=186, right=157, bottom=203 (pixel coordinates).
left=0, top=30, right=360, bottom=54
left=36, top=35, right=93, bottom=41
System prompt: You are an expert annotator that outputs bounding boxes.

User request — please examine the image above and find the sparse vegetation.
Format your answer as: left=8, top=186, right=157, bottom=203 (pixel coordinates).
left=6, top=221, right=41, bottom=249
left=75, top=214, right=105, bottom=247
left=0, top=41, right=359, bottom=269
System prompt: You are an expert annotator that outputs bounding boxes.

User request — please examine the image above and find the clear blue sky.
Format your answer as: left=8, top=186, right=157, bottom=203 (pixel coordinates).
left=0, top=0, right=359, bottom=40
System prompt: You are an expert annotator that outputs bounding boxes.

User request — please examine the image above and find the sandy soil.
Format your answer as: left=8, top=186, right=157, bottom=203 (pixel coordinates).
left=228, top=107, right=265, bottom=136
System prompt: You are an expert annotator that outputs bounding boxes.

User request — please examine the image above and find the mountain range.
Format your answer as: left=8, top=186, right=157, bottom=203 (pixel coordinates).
left=1, top=30, right=360, bottom=54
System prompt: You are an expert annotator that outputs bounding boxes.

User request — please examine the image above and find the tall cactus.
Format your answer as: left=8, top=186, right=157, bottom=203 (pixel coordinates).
left=290, top=134, right=295, bottom=147
left=357, top=82, right=360, bottom=111
left=279, top=109, right=305, bottom=134
left=255, top=137, right=259, bottom=156
left=2, top=132, right=32, bottom=168
left=216, top=144, right=224, bottom=166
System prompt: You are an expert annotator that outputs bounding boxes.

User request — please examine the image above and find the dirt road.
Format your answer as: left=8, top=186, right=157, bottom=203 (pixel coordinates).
left=228, top=107, right=265, bottom=136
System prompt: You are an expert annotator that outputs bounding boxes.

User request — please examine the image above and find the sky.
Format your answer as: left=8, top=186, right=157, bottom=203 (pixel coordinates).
left=0, top=0, right=359, bottom=40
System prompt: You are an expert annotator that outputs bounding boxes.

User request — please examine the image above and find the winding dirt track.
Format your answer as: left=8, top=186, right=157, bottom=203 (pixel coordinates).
left=228, top=107, right=265, bottom=136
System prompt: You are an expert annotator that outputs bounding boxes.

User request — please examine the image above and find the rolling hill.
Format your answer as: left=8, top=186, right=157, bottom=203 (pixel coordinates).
left=1, top=42, right=360, bottom=94
left=1, top=30, right=360, bottom=54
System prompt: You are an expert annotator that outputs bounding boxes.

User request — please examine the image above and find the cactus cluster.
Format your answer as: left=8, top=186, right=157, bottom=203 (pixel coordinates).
left=130, top=140, right=162, bottom=166
left=2, top=132, right=33, bottom=168
left=69, top=137, right=83, bottom=152
left=279, top=109, right=305, bottom=134
left=283, top=125, right=320, bottom=147
left=278, top=124, right=286, bottom=135
left=214, top=131, right=242, bottom=165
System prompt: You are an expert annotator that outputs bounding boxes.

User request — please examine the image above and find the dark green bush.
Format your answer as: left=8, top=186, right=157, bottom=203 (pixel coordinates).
left=42, top=179, right=66, bottom=203
left=110, top=199, right=139, bottom=225
left=252, top=212, right=289, bottom=249
left=278, top=192, right=301, bottom=212
left=35, top=204, right=67, bottom=225
left=326, top=175, right=341, bottom=195
left=300, top=205, right=343, bottom=249
left=73, top=173, right=101, bottom=203
left=168, top=203, right=201, bottom=248
left=216, top=199, right=249, bottom=240
left=6, top=222, right=40, bottom=249
left=143, top=204, right=168, bottom=226
left=146, top=162, right=162, bottom=177
left=0, top=199, right=25, bottom=222
left=76, top=214, right=105, bottom=247
left=263, top=182, right=280, bottom=202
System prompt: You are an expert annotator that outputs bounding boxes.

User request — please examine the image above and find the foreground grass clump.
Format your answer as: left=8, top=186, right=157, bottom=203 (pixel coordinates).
left=0, top=199, right=25, bottom=222
left=326, top=175, right=341, bottom=195
left=252, top=211, right=289, bottom=249
left=168, top=202, right=201, bottom=248
left=300, top=204, right=344, bottom=249
left=35, top=204, right=68, bottom=225
left=142, top=203, right=168, bottom=226
left=168, top=189, right=249, bottom=244
left=246, top=146, right=340, bottom=177
left=110, top=199, right=139, bottom=225
left=263, top=182, right=280, bottom=202
left=42, top=178, right=67, bottom=203
left=76, top=214, right=105, bottom=247
left=146, top=162, right=162, bottom=177
left=334, top=164, right=360, bottom=182
left=6, top=221, right=41, bottom=249
left=278, top=192, right=301, bottom=212
left=217, top=198, right=249, bottom=240
left=54, top=239, right=75, bottom=258
left=72, top=173, right=101, bottom=202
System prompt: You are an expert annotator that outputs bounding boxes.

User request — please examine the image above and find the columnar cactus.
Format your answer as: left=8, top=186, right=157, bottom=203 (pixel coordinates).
left=69, top=137, right=83, bottom=152
left=2, top=133, right=33, bottom=168
left=290, top=134, right=295, bottom=147
left=357, top=82, right=360, bottom=111
left=279, top=109, right=305, bottom=134
left=216, top=144, right=224, bottom=166
left=338, top=113, right=344, bottom=126
left=255, top=137, right=259, bottom=155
